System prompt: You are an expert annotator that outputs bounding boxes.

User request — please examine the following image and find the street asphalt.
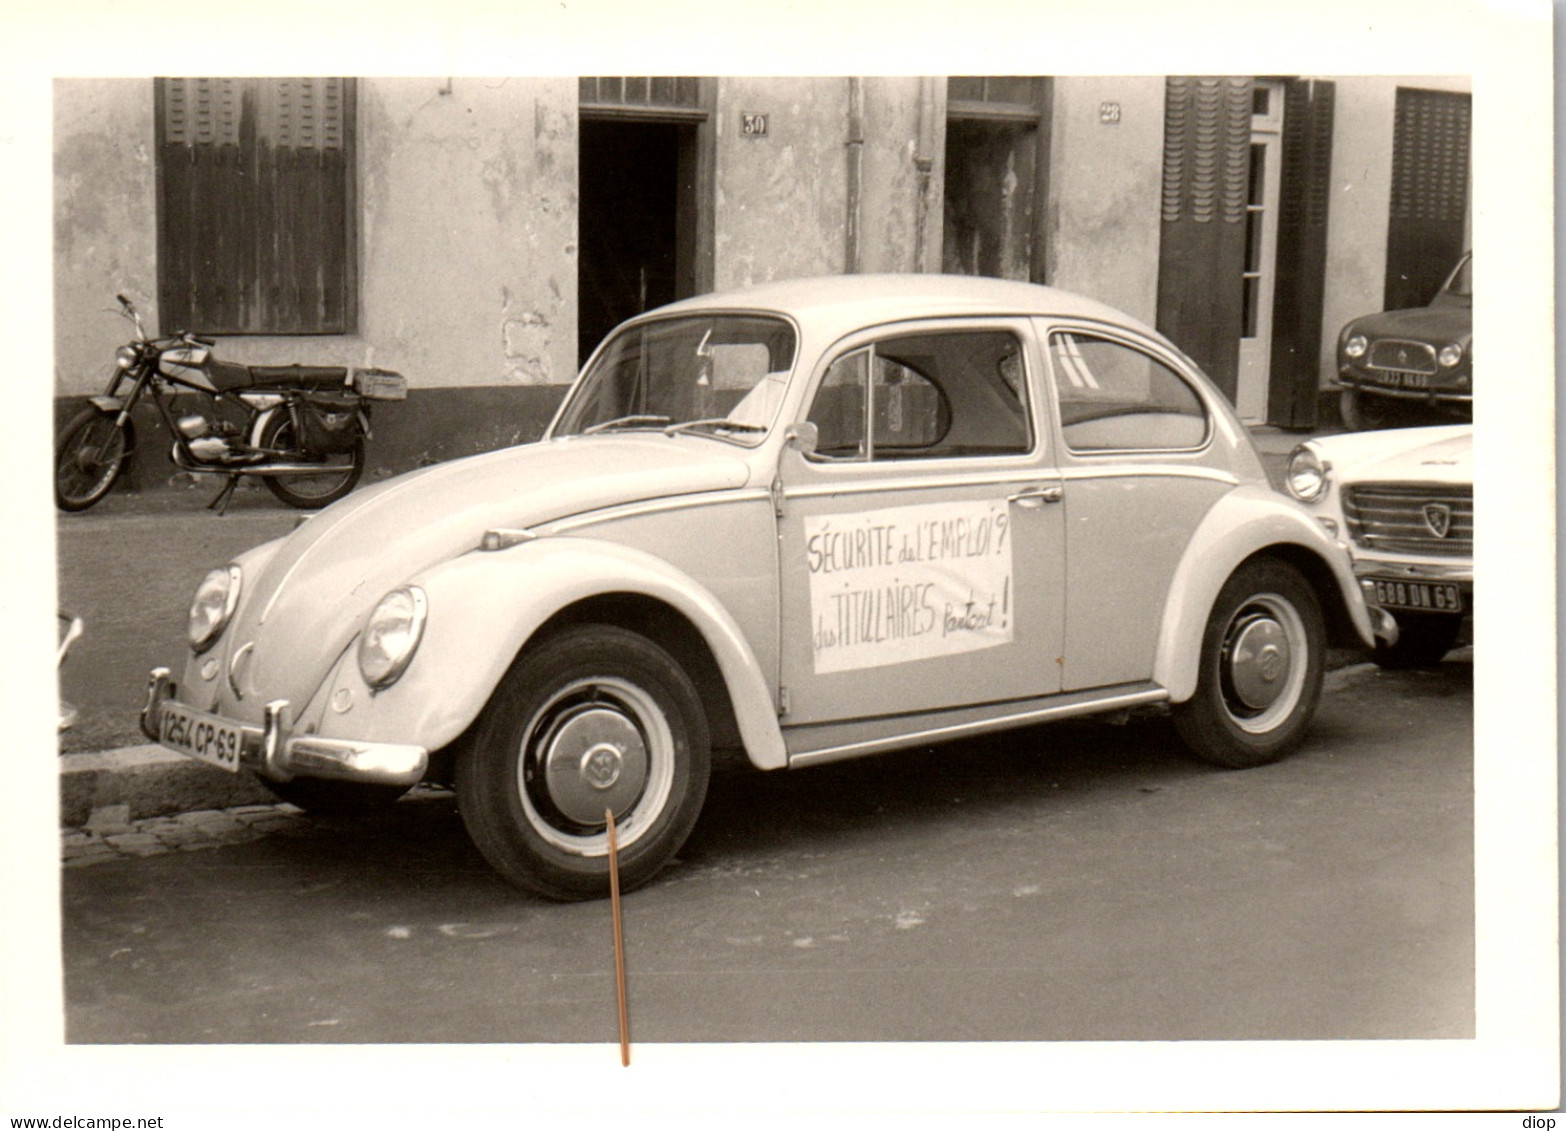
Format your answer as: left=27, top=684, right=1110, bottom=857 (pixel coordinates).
left=55, top=425, right=1339, bottom=837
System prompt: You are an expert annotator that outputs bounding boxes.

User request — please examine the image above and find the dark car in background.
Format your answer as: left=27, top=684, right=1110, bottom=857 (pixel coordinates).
left=1336, top=253, right=1471, bottom=431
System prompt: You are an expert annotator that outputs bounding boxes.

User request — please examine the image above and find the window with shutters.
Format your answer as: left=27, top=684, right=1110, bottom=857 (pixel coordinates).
left=156, top=77, right=356, bottom=335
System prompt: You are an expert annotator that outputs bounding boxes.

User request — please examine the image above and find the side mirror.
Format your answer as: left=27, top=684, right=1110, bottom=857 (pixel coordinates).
left=783, top=421, right=818, bottom=455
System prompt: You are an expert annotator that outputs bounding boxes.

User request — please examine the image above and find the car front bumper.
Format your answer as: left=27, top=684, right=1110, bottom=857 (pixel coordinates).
left=140, top=667, right=428, bottom=786
left=1337, top=371, right=1472, bottom=406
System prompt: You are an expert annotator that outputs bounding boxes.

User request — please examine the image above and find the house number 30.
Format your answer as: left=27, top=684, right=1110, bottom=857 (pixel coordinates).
left=741, top=112, right=769, bottom=137
left=1099, top=102, right=1122, bottom=124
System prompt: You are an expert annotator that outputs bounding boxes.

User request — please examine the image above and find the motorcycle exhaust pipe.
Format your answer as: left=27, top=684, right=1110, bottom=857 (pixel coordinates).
left=171, top=447, right=343, bottom=476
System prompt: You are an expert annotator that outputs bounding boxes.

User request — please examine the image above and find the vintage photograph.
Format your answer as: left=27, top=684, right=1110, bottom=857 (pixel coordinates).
left=3, top=0, right=1557, bottom=1120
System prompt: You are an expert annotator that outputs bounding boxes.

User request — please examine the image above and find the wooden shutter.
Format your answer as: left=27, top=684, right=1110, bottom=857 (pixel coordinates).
left=1155, top=76, right=1252, bottom=403
left=1384, top=88, right=1470, bottom=311
left=157, top=77, right=355, bottom=335
left=1267, top=78, right=1335, bottom=429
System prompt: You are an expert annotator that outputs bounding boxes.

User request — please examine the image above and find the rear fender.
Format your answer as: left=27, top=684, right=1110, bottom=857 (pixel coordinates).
left=1153, top=485, right=1375, bottom=702
left=313, top=536, right=787, bottom=769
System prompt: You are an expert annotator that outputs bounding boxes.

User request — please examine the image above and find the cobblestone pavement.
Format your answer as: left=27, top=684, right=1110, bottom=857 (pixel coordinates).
left=61, top=801, right=310, bottom=865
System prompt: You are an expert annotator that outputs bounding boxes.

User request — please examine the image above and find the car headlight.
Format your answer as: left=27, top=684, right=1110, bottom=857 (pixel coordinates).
left=188, top=565, right=242, bottom=653
left=358, top=586, right=428, bottom=690
left=1438, top=343, right=1464, bottom=367
left=1285, top=445, right=1331, bottom=502
left=1343, top=333, right=1368, bottom=359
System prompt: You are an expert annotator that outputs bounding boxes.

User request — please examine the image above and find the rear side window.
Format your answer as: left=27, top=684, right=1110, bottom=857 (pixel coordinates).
left=1049, top=331, right=1208, bottom=452
left=806, top=329, right=1031, bottom=461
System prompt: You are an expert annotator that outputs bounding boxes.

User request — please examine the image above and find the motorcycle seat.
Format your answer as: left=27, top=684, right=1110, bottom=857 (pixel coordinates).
left=208, top=360, right=351, bottom=392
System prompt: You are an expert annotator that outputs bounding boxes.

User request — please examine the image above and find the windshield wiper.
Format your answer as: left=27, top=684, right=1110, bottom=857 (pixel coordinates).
left=580, top=414, right=672, bottom=435
left=663, top=418, right=768, bottom=437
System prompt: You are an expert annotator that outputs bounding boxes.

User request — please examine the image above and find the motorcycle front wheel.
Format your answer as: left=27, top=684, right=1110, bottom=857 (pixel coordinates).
left=258, top=413, right=365, bottom=509
left=55, top=406, right=131, bottom=512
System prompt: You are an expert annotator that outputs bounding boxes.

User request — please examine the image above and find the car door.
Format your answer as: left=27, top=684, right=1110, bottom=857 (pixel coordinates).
left=1039, top=320, right=1234, bottom=690
left=775, top=319, right=1065, bottom=727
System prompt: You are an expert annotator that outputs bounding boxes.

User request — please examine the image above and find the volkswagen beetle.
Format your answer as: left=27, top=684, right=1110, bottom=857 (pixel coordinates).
left=1285, top=423, right=1472, bottom=669
left=142, top=275, right=1385, bottom=900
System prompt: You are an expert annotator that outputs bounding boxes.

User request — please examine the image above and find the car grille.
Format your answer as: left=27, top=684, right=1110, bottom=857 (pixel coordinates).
left=1366, top=339, right=1438, bottom=375
left=1342, top=484, right=1473, bottom=556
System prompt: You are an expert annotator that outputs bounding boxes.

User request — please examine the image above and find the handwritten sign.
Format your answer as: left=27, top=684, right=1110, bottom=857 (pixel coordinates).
left=805, top=499, right=1013, bottom=674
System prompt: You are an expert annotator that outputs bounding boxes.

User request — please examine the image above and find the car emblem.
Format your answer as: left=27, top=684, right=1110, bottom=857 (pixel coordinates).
left=1422, top=503, right=1453, bottom=539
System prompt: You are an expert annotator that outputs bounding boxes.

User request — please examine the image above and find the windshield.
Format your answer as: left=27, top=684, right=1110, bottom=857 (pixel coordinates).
left=1435, top=254, right=1472, bottom=304
left=555, top=314, right=798, bottom=444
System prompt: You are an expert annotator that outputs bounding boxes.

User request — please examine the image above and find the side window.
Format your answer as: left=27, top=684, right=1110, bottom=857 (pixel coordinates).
left=806, top=330, right=1031, bottom=461
left=1049, top=332, right=1208, bottom=452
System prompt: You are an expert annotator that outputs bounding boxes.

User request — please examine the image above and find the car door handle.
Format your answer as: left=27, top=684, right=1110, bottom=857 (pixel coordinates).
left=1007, top=485, right=1063, bottom=508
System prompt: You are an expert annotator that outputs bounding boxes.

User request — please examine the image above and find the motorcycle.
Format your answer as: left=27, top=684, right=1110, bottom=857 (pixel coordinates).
left=55, top=295, right=405, bottom=513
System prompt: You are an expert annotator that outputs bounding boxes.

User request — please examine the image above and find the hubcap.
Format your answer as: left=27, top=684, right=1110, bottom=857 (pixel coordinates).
left=539, top=705, right=648, bottom=825
left=1226, top=614, right=1292, bottom=710
left=517, top=676, right=676, bottom=856
left=1219, top=593, right=1309, bottom=734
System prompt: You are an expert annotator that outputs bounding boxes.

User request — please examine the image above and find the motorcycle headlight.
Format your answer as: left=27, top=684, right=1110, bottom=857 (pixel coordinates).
left=115, top=345, right=138, bottom=370
left=1343, top=333, right=1368, bottom=359
left=1438, top=343, right=1464, bottom=368
left=1285, top=445, right=1331, bottom=502
left=188, top=565, right=242, bottom=654
left=358, top=586, right=428, bottom=690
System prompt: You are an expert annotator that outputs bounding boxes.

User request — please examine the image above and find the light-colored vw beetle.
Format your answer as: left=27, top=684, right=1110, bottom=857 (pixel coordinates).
left=143, top=275, right=1387, bottom=900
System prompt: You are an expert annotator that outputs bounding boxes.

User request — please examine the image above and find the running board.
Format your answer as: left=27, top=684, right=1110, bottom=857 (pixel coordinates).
left=783, top=682, right=1169, bottom=769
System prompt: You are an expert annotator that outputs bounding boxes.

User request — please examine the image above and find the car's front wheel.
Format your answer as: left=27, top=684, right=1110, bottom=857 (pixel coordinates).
left=456, top=625, right=711, bottom=901
left=1173, top=558, right=1326, bottom=769
left=1339, top=386, right=1397, bottom=432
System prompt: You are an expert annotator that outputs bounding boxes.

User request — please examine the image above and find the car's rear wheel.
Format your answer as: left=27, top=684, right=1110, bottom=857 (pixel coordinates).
left=456, top=625, right=710, bottom=901
left=1173, top=558, right=1326, bottom=769
left=1371, top=612, right=1463, bottom=670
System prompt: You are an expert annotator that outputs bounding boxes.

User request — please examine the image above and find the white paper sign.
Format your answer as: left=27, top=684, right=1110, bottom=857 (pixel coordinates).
left=805, top=499, right=1014, bottom=674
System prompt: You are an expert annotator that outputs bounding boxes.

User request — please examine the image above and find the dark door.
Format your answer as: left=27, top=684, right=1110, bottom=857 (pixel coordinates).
left=1384, top=88, right=1471, bottom=311
left=578, top=120, right=694, bottom=363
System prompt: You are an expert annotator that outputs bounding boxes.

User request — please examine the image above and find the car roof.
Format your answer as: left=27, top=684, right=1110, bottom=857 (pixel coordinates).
left=648, top=274, right=1155, bottom=341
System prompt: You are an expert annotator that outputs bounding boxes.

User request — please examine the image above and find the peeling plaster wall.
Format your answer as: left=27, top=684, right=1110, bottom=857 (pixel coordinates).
left=712, top=78, right=851, bottom=290
left=1045, top=77, right=1164, bottom=324
left=857, top=77, right=929, bottom=275
left=54, top=80, right=159, bottom=395
left=359, top=78, right=577, bottom=390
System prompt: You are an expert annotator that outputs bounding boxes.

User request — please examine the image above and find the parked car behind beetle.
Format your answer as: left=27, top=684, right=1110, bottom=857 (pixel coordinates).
left=1336, top=253, right=1472, bottom=431
left=1286, top=424, right=1472, bottom=668
left=142, top=275, right=1385, bottom=901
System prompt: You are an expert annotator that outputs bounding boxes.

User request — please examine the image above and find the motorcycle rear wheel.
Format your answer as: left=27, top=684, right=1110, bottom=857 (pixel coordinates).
left=258, top=413, right=365, bottom=509
left=55, top=406, right=131, bottom=512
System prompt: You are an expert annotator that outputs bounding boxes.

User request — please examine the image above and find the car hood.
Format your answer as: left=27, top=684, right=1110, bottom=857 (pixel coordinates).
left=1313, top=425, right=1473, bottom=487
left=227, top=437, right=754, bottom=709
left=1348, top=304, right=1471, bottom=345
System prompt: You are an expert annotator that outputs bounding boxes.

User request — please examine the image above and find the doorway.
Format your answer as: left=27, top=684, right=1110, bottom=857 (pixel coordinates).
left=1235, top=80, right=1284, bottom=424
left=577, top=118, right=699, bottom=364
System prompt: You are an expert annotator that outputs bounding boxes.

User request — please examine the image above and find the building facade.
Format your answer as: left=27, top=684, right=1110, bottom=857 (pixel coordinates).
left=53, top=74, right=1470, bottom=487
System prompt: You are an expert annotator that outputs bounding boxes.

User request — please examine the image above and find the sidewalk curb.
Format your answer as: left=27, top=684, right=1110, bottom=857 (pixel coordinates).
left=60, top=744, right=275, bottom=828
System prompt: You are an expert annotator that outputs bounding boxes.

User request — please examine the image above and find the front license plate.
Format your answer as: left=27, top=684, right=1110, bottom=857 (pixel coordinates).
left=159, top=701, right=244, bottom=773
left=1371, top=578, right=1465, bottom=614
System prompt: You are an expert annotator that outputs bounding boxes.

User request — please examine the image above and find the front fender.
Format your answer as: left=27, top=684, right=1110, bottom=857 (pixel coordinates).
left=1152, top=485, right=1375, bottom=702
left=313, top=536, right=788, bottom=770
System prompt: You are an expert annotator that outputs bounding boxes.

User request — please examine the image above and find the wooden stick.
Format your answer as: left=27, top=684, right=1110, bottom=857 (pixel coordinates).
left=606, top=808, right=630, bottom=1067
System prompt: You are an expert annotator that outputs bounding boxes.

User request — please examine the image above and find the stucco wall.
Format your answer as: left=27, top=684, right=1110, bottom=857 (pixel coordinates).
left=54, top=80, right=159, bottom=395
left=1044, top=77, right=1165, bottom=324
left=711, top=77, right=852, bottom=289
